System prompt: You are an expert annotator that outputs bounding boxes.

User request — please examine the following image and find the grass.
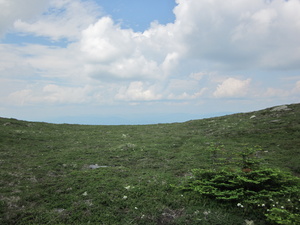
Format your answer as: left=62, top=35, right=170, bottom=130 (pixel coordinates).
left=0, top=103, right=299, bottom=224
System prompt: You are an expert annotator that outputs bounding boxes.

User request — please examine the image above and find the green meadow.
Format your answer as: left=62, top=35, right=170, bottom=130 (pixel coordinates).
left=1, top=103, right=299, bottom=224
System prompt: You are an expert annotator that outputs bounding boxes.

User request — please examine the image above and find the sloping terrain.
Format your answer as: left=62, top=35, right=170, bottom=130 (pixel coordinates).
left=0, top=103, right=299, bottom=224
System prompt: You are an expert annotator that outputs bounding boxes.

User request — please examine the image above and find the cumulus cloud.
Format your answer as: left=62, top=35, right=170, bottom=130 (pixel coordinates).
left=80, top=17, right=179, bottom=80
left=1, top=0, right=300, bottom=113
left=173, top=0, right=300, bottom=69
left=213, top=78, right=251, bottom=98
left=80, top=17, right=135, bottom=62
left=77, top=0, right=300, bottom=84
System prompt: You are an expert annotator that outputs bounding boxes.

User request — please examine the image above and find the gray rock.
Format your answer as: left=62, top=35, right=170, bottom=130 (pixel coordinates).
left=270, top=120, right=281, bottom=123
left=89, top=164, right=108, bottom=169
left=270, top=105, right=291, bottom=112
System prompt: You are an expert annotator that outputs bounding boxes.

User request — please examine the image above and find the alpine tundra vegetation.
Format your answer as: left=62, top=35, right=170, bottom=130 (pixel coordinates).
left=0, top=103, right=299, bottom=224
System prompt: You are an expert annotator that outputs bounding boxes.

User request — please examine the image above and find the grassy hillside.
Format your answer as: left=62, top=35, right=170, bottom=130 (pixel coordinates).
left=0, top=103, right=299, bottom=224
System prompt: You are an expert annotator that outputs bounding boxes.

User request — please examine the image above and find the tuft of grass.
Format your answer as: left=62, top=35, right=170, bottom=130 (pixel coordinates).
left=0, top=103, right=300, bottom=224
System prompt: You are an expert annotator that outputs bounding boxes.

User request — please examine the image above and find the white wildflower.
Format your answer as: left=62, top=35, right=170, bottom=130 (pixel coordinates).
left=82, top=191, right=88, bottom=196
left=124, top=186, right=131, bottom=190
left=237, top=203, right=244, bottom=208
left=123, top=195, right=128, bottom=199
left=203, top=210, right=211, bottom=215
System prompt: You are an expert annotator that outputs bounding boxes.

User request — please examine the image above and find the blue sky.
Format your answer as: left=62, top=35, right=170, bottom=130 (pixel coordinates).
left=94, top=0, right=176, bottom=31
left=0, top=0, right=300, bottom=125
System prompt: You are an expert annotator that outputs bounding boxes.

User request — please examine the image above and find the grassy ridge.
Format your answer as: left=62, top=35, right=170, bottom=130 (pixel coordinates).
left=0, top=103, right=299, bottom=224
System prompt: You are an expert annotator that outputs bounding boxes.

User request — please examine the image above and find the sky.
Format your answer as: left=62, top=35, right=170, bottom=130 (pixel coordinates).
left=0, top=0, right=300, bottom=125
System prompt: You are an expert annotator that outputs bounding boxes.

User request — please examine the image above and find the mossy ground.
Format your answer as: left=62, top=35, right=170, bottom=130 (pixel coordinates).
left=0, top=103, right=299, bottom=224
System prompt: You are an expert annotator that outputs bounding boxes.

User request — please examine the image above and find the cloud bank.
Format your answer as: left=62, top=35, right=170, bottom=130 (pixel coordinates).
left=0, top=0, right=300, bottom=123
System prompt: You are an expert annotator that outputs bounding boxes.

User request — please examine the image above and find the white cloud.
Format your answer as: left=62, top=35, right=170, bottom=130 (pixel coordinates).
left=264, top=87, right=290, bottom=98
left=80, top=17, right=179, bottom=80
left=116, top=81, right=162, bottom=101
left=0, top=43, right=88, bottom=88
left=1, top=0, right=300, bottom=123
left=0, top=0, right=48, bottom=37
left=161, top=52, right=180, bottom=75
left=189, top=71, right=216, bottom=81
left=264, top=80, right=300, bottom=98
left=8, top=89, right=35, bottom=105
left=168, top=79, right=199, bottom=91
left=173, top=0, right=300, bottom=69
left=80, top=17, right=134, bottom=62
left=7, top=84, right=96, bottom=105
left=0, top=44, right=37, bottom=78
left=167, top=89, right=207, bottom=100
left=231, top=8, right=278, bottom=43
left=42, top=84, right=93, bottom=104
left=13, top=0, right=101, bottom=41
left=213, top=78, right=251, bottom=98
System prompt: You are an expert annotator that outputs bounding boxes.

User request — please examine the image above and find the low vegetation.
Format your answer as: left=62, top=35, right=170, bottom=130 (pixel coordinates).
left=0, top=103, right=299, bottom=224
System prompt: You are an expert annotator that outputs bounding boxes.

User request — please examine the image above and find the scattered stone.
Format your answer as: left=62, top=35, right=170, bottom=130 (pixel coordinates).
left=85, top=199, right=93, bottom=206
left=250, top=115, right=256, bottom=119
left=28, top=176, right=38, bottom=183
left=270, top=120, right=281, bottom=123
left=54, top=208, right=65, bottom=213
left=245, top=219, right=255, bottom=225
left=89, top=164, right=108, bottom=169
left=270, top=105, right=291, bottom=112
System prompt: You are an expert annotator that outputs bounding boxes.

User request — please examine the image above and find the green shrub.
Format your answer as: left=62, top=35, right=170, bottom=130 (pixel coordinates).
left=177, top=144, right=300, bottom=224
left=180, top=168, right=300, bottom=224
